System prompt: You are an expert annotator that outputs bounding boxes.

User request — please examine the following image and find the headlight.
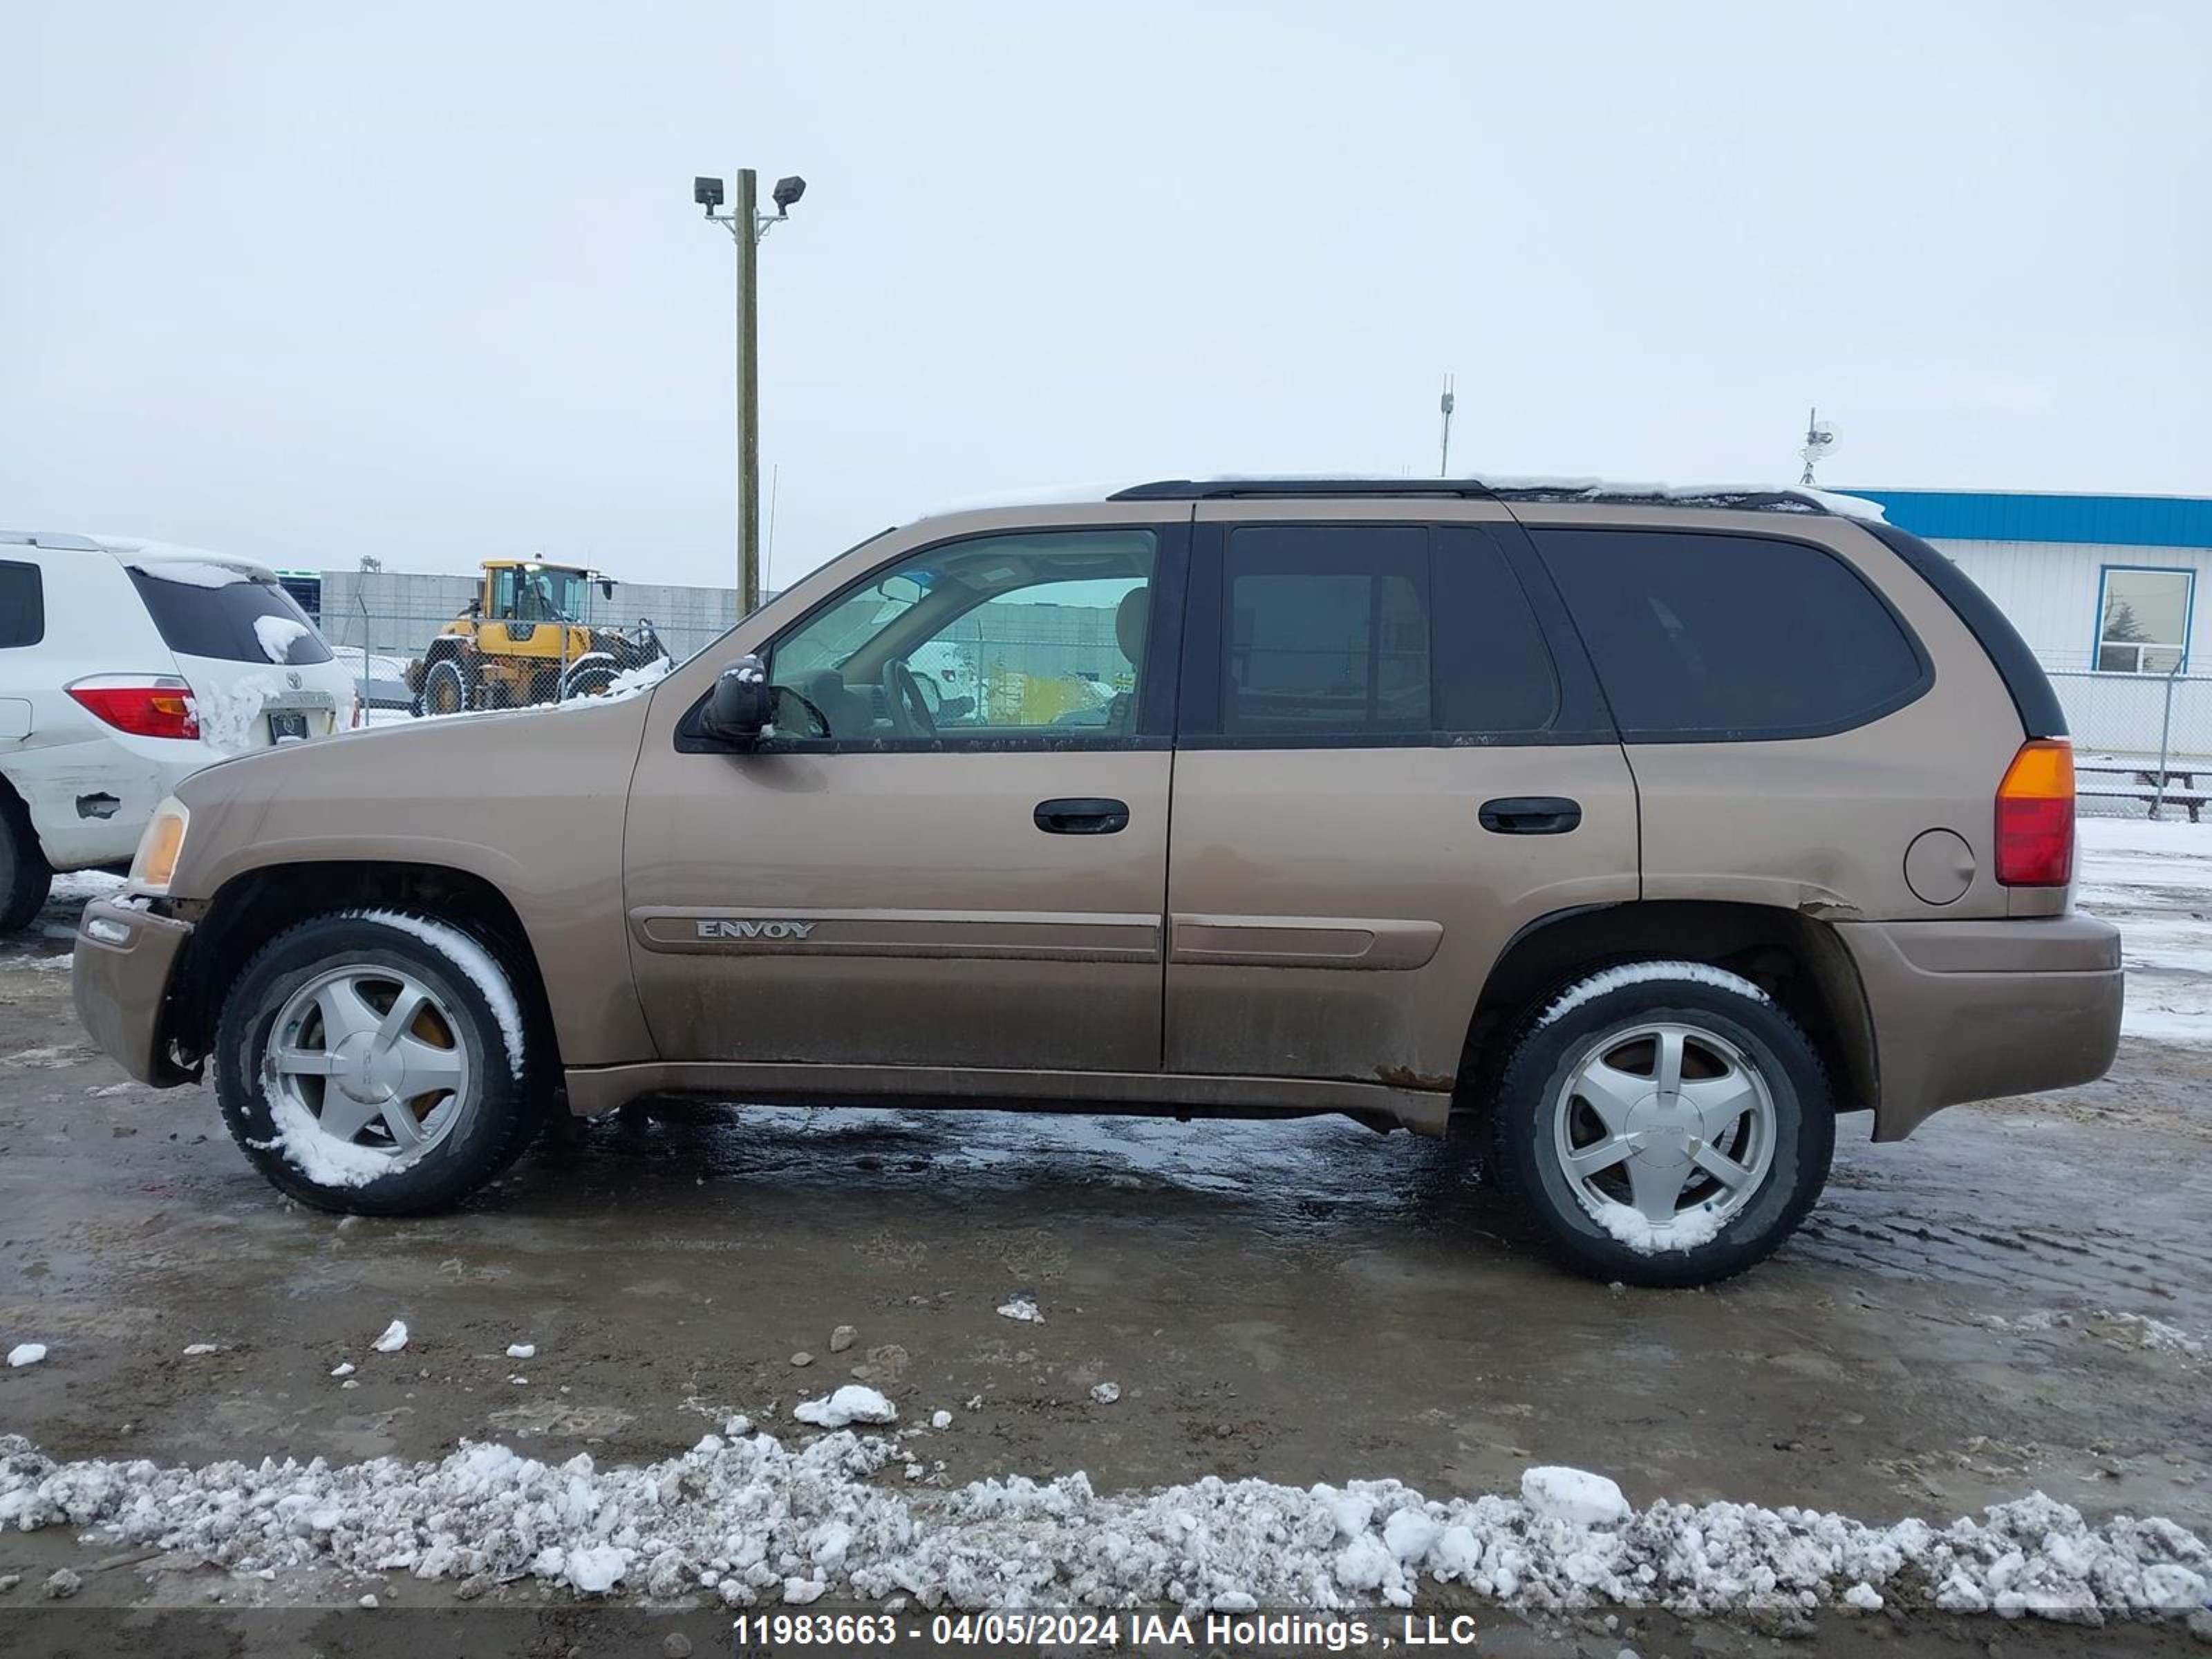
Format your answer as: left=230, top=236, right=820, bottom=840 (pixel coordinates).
left=129, top=798, right=190, bottom=894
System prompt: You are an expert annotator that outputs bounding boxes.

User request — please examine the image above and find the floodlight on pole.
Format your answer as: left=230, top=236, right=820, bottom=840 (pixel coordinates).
left=694, top=168, right=807, bottom=613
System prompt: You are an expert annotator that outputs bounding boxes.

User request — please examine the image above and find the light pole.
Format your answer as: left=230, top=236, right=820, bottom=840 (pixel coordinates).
left=695, top=169, right=805, bottom=615
left=1438, top=373, right=1456, bottom=477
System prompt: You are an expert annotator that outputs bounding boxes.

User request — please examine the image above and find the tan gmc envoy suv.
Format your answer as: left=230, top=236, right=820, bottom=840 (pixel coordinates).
left=72, top=479, right=2123, bottom=1284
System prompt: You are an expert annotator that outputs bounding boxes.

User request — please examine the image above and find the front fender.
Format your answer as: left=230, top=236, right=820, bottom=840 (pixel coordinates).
left=167, top=697, right=659, bottom=1065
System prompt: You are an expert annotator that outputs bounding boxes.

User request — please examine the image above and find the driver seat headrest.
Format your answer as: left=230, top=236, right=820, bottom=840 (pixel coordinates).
left=1116, top=587, right=1149, bottom=666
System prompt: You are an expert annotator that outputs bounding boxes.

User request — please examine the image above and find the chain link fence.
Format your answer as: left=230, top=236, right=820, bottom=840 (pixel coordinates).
left=313, top=606, right=739, bottom=719
left=294, top=579, right=2211, bottom=823
left=2046, top=666, right=2212, bottom=822
left=299, top=565, right=743, bottom=720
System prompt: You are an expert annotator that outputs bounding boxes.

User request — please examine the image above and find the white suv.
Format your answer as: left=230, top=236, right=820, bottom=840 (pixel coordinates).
left=0, top=532, right=357, bottom=931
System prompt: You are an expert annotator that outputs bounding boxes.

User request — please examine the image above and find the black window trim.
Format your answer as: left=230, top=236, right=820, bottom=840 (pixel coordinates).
left=1863, top=520, right=2065, bottom=738
left=0, top=559, right=44, bottom=649
left=1173, top=519, right=1616, bottom=751
left=675, top=519, right=1190, bottom=756
left=1526, top=523, right=1937, bottom=746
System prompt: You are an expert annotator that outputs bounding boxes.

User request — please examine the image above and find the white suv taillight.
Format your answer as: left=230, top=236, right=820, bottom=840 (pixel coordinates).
left=66, top=675, right=200, bottom=740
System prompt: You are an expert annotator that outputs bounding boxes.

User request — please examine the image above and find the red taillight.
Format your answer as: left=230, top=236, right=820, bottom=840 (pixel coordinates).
left=66, top=678, right=200, bottom=740
left=1995, top=738, right=2074, bottom=887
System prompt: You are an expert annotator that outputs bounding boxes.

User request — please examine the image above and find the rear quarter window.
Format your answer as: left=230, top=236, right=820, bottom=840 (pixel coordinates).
left=0, top=561, right=41, bottom=648
left=126, top=568, right=334, bottom=665
left=1533, top=527, right=1930, bottom=741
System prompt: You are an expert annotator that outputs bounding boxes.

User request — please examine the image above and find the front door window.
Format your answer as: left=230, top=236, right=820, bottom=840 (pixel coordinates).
left=767, top=530, right=1157, bottom=742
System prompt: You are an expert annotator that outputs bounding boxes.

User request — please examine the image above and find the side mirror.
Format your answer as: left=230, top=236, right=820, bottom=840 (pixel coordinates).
left=704, top=655, right=771, bottom=742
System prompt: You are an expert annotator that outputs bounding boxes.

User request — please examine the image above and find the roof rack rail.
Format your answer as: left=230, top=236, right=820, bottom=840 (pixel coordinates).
left=1107, top=478, right=1501, bottom=502
left=1103, top=478, right=1860, bottom=517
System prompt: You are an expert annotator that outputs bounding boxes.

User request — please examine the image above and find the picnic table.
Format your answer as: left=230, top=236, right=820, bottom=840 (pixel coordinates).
left=2077, top=760, right=2208, bottom=822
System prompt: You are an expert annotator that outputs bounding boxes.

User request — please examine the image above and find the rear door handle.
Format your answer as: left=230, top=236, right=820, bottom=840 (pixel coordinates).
left=1479, top=796, right=1582, bottom=835
left=1034, top=797, right=1130, bottom=835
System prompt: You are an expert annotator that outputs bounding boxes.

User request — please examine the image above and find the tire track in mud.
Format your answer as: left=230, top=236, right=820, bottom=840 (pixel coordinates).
left=1797, top=1204, right=2212, bottom=1318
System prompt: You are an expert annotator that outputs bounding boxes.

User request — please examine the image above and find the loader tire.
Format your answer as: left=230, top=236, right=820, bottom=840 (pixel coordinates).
left=416, top=657, right=471, bottom=718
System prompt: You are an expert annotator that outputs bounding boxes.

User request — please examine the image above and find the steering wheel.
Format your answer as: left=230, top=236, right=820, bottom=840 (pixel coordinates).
left=882, top=660, right=937, bottom=738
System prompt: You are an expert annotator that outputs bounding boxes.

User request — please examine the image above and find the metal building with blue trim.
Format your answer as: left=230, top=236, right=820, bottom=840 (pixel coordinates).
left=1846, top=489, right=2209, bottom=679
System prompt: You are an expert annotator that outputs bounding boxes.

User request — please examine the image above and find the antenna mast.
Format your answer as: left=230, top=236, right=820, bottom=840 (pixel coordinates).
left=1438, top=374, right=1456, bottom=477
left=1799, top=406, right=1839, bottom=485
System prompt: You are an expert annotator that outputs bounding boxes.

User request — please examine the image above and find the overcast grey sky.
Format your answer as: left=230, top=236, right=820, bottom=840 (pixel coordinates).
left=4, top=1, right=2206, bottom=588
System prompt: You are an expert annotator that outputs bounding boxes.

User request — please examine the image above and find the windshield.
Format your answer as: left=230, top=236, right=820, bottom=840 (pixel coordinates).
left=494, top=565, right=588, bottom=622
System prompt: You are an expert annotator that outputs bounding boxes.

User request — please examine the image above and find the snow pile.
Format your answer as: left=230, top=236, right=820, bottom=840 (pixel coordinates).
left=792, top=1387, right=897, bottom=1429
left=124, top=559, right=253, bottom=589
left=6, top=1344, right=46, bottom=1368
left=258, top=1090, right=395, bottom=1189
left=371, top=1322, right=409, bottom=1354
left=189, top=673, right=288, bottom=753
left=556, top=655, right=671, bottom=710
left=2072, top=817, right=2212, bottom=1047
left=1990, top=1309, right=2206, bottom=1362
left=996, top=1296, right=1044, bottom=1324
left=253, top=615, right=314, bottom=665
left=1521, top=1468, right=1630, bottom=1527
left=1539, top=962, right=1770, bottom=1027
left=0, top=1435, right=2206, bottom=1623
left=1590, top=1200, right=1724, bottom=1256
left=348, top=911, right=525, bottom=1076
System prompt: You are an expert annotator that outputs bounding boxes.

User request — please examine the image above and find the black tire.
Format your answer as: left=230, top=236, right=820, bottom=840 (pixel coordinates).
left=416, top=657, right=471, bottom=718
left=1488, top=962, right=1834, bottom=1288
left=0, top=790, right=54, bottom=935
left=560, top=659, right=617, bottom=701
left=214, top=912, right=544, bottom=1215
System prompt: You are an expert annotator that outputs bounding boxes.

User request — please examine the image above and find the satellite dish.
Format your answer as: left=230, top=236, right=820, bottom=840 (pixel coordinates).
left=1800, top=419, right=1841, bottom=462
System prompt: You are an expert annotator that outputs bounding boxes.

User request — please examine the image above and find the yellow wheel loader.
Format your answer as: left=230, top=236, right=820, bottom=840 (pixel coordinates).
left=406, top=561, right=669, bottom=715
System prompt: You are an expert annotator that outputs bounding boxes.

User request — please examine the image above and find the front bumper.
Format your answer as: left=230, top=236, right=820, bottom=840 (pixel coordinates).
left=72, top=897, right=196, bottom=1086
left=1837, top=915, right=2123, bottom=1141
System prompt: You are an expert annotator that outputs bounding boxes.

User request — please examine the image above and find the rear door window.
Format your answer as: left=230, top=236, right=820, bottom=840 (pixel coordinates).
left=1533, top=528, right=1929, bottom=740
left=1433, top=529, right=1559, bottom=733
left=1184, top=523, right=1565, bottom=742
left=126, top=568, right=335, bottom=665
left=0, top=561, right=42, bottom=648
left=1221, top=525, right=1431, bottom=736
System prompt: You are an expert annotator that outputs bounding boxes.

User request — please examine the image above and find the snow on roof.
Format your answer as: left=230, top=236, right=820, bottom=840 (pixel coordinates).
left=86, top=534, right=279, bottom=585
left=916, top=476, right=1887, bottom=522
left=1474, top=476, right=1888, bottom=521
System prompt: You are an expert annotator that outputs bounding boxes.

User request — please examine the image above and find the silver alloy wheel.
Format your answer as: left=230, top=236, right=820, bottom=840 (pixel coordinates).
left=262, top=966, right=474, bottom=1165
left=1550, top=1020, right=1777, bottom=1241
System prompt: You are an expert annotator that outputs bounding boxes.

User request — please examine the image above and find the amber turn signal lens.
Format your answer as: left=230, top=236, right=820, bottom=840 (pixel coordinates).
left=1994, top=740, right=2074, bottom=888
left=129, top=800, right=191, bottom=893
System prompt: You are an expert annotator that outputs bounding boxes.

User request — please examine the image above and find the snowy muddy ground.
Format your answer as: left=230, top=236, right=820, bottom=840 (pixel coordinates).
left=1, top=825, right=2209, bottom=1656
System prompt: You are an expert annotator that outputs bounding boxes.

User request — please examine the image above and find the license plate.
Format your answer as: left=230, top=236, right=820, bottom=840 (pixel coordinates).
left=268, top=710, right=310, bottom=742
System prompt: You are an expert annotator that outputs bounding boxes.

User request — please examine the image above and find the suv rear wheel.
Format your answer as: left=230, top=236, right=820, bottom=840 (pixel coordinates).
left=1489, top=962, right=1834, bottom=1287
left=214, top=911, right=541, bottom=1215
left=0, top=790, right=54, bottom=935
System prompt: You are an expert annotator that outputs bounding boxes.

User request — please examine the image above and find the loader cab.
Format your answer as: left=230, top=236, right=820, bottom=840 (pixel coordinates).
left=485, top=561, right=588, bottom=626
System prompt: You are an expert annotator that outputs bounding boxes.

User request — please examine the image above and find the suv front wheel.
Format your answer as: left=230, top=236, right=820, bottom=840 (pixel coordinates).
left=214, top=911, right=541, bottom=1215
left=1489, top=963, right=1835, bottom=1287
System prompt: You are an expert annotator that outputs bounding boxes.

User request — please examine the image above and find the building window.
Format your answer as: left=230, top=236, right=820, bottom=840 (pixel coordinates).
left=2095, top=567, right=2193, bottom=674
